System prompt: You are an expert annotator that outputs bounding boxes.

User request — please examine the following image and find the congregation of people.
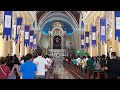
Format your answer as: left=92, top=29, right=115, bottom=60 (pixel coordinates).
left=0, top=50, right=53, bottom=79
left=64, top=52, right=120, bottom=79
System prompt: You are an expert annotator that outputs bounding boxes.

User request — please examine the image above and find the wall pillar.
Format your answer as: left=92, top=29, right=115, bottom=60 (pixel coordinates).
left=20, top=32, right=25, bottom=57
left=0, top=35, right=7, bottom=57
left=111, top=11, right=116, bottom=53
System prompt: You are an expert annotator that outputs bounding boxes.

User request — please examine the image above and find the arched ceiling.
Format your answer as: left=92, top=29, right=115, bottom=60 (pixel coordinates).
left=36, top=11, right=82, bottom=35
left=36, top=11, right=81, bottom=24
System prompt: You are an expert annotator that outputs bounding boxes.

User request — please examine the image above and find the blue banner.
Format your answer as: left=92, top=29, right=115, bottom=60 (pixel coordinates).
left=29, top=30, right=34, bottom=47
left=33, top=34, right=37, bottom=49
left=115, top=11, right=120, bottom=42
left=85, top=31, right=89, bottom=47
left=81, top=35, right=84, bottom=49
left=3, top=11, right=12, bottom=40
left=15, top=17, right=23, bottom=44
left=92, top=26, right=96, bottom=46
left=100, top=18, right=106, bottom=44
left=24, top=25, right=30, bottom=47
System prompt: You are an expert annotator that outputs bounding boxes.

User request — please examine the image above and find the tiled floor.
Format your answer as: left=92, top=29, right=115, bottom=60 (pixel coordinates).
left=48, top=58, right=75, bottom=79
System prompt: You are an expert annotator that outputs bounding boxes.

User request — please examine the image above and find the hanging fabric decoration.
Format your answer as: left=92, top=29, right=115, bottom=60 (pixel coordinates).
left=81, top=34, right=84, bottom=49
left=85, top=31, right=89, bottom=47
left=92, top=26, right=96, bottom=46
left=29, top=30, right=34, bottom=47
left=115, top=11, right=120, bottom=42
left=100, top=18, right=106, bottom=44
left=33, top=34, right=37, bottom=49
left=3, top=11, right=12, bottom=40
left=15, top=17, right=23, bottom=44
left=24, top=25, right=30, bottom=47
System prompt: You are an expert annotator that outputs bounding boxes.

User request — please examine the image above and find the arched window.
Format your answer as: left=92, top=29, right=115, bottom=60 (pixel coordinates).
left=81, top=21, right=84, bottom=31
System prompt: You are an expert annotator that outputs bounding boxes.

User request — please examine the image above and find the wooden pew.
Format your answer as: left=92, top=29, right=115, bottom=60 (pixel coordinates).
left=95, top=70, right=108, bottom=79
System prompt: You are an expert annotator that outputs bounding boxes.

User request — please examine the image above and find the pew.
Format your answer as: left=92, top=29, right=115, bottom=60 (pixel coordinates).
left=63, top=60, right=108, bottom=79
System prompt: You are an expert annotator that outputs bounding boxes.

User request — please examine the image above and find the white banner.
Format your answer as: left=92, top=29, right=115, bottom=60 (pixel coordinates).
left=101, top=26, right=105, bottom=35
left=5, top=15, right=11, bottom=28
left=116, top=17, right=120, bottom=29
left=86, top=37, right=89, bottom=43
left=33, top=39, right=36, bottom=44
left=30, top=36, right=33, bottom=42
left=25, top=32, right=29, bottom=39
left=92, top=32, right=96, bottom=40
left=82, top=40, right=84, bottom=45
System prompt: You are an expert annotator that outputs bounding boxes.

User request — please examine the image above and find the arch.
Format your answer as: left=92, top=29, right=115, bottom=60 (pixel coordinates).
left=40, top=17, right=75, bottom=33
left=37, top=11, right=79, bottom=35
left=38, top=11, right=79, bottom=30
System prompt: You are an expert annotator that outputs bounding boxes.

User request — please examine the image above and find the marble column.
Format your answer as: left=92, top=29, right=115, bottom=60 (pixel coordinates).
left=51, top=35, right=53, bottom=49
left=4, top=36, right=12, bottom=56
left=111, top=11, right=116, bottom=52
left=12, top=40, right=16, bottom=56
left=25, top=46, right=29, bottom=55
left=89, top=34, right=92, bottom=57
left=0, top=35, right=7, bottom=57
left=20, top=32, right=25, bottom=57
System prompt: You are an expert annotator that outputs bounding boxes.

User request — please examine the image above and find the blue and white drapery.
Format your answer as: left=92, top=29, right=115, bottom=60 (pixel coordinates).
left=81, top=34, right=84, bottom=49
left=100, top=18, right=106, bottom=44
left=33, top=34, right=37, bottom=49
left=115, top=11, right=120, bottom=42
left=24, top=25, right=30, bottom=47
left=3, top=11, right=12, bottom=40
left=29, top=30, right=34, bottom=47
left=85, top=31, right=89, bottom=48
left=92, top=26, right=96, bottom=46
left=15, top=17, right=23, bottom=44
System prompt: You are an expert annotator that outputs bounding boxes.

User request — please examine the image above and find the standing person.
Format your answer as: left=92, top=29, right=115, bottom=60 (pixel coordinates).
left=99, top=54, right=107, bottom=71
left=86, top=56, right=94, bottom=77
left=33, top=50, right=48, bottom=79
left=46, top=55, right=52, bottom=68
left=107, top=52, right=120, bottom=79
left=0, top=57, right=15, bottom=79
left=13, top=54, right=21, bottom=79
left=73, top=57, right=77, bottom=65
left=13, top=54, right=20, bottom=65
left=20, top=56, right=26, bottom=65
left=15, top=54, right=37, bottom=79
left=6, top=56, right=16, bottom=79
left=80, top=56, right=87, bottom=79
left=76, top=56, right=81, bottom=66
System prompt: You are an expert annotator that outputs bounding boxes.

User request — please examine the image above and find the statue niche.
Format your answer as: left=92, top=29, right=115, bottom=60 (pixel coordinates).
left=53, top=35, right=61, bottom=49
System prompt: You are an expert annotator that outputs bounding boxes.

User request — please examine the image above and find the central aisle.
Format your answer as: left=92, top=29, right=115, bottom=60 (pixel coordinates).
left=48, top=58, right=75, bottom=79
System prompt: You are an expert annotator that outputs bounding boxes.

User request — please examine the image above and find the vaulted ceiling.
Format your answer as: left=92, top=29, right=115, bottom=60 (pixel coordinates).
left=36, top=11, right=82, bottom=35
left=36, top=11, right=81, bottom=24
